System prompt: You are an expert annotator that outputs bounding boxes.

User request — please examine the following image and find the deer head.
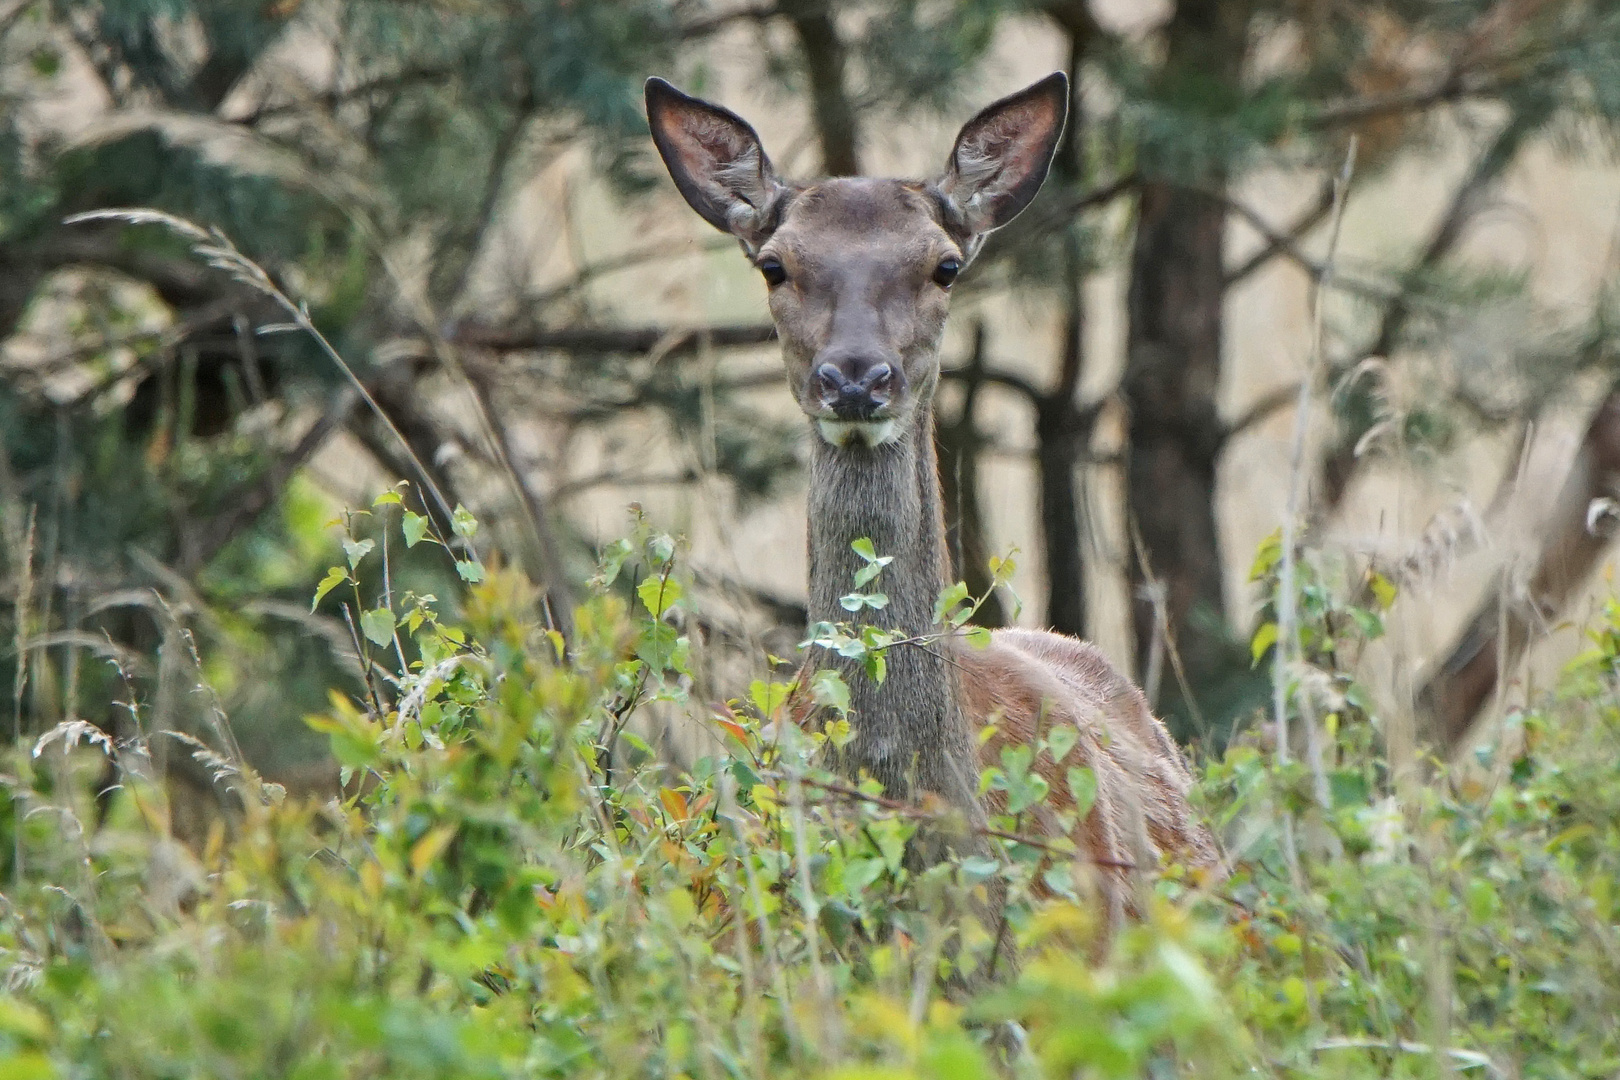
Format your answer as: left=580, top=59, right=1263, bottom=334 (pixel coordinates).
left=646, top=74, right=1068, bottom=452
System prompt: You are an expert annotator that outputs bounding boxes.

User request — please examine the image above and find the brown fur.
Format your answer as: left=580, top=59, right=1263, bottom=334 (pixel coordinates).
left=646, top=74, right=1221, bottom=925
left=960, top=630, right=1220, bottom=928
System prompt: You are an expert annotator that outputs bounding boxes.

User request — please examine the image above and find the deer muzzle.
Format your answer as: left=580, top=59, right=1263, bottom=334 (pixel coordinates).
left=812, top=358, right=906, bottom=449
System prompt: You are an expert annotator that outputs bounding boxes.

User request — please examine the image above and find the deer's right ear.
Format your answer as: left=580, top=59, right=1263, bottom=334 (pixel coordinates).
left=646, top=78, right=784, bottom=248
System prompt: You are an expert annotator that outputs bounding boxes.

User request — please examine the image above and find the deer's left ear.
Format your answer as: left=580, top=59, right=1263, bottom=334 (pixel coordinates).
left=938, top=72, right=1068, bottom=236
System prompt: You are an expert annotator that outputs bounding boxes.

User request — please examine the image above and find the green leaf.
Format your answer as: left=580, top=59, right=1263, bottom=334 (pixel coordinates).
left=1000, top=744, right=1034, bottom=780
left=0, top=1052, right=54, bottom=1080
left=451, top=504, right=479, bottom=539
left=1066, top=766, right=1098, bottom=818
left=851, top=538, right=892, bottom=586
left=0, top=998, right=49, bottom=1042
left=372, top=489, right=403, bottom=507
left=637, top=575, right=683, bottom=618
left=455, top=560, right=485, bottom=583
left=360, top=607, right=396, bottom=647
left=647, top=532, right=676, bottom=565
left=591, top=538, right=634, bottom=588
left=834, top=635, right=867, bottom=659
left=401, top=510, right=430, bottom=548
left=636, top=622, right=688, bottom=673
left=730, top=759, right=761, bottom=789
left=1466, top=878, right=1501, bottom=921
left=1349, top=607, right=1385, bottom=641
left=748, top=679, right=791, bottom=716
left=312, top=566, right=347, bottom=611
left=863, top=649, right=887, bottom=684
left=1249, top=527, right=1283, bottom=581
left=29, top=47, right=60, bottom=78
left=964, top=625, right=992, bottom=649
left=810, top=669, right=851, bottom=715
left=933, top=581, right=972, bottom=626
left=1250, top=621, right=1279, bottom=666
left=342, top=537, right=374, bottom=570
left=1328, top=768, right=1369, bottom=808
left=1368, top=569, right=1398, bottom=609
left=1045, top=724, right=1079, bottom=764
left=1005, top=771, right=1049, bottom=815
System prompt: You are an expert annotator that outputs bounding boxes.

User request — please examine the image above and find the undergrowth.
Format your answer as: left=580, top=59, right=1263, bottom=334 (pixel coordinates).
left=0, top=496, right=1616, bottom=1079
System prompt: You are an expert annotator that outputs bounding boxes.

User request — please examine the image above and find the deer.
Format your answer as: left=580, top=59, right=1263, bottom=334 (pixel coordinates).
left=646, top=72, right=1220, bottom=930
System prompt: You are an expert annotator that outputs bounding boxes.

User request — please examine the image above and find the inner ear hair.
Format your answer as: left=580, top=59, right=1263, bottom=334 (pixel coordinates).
left=940, top=72, right=1069, bottom=236
left=645, top=77, right=783, bottom=241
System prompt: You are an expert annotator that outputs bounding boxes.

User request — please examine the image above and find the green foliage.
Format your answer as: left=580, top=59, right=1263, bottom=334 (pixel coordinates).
left=8, top=2, right=1620, bottom=1073
left=0, top=500, right=1236, bottom=1078
left=1, top=514, right=1616, bottom=1077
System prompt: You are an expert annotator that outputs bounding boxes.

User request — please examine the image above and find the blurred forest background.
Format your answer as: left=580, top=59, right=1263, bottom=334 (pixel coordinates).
left=8, top=0, right=1620, bottom=786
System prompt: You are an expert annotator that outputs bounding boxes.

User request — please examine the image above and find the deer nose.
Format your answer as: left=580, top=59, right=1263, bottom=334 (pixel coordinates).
left=815, top=361, right=899, bottom=420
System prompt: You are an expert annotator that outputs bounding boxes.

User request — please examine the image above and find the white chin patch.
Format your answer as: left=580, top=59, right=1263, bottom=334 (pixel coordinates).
left=817, top=418, right=899, bottom=449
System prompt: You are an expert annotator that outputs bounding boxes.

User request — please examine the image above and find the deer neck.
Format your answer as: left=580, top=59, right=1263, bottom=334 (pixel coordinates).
left=806, top=402, right=979, bottom=811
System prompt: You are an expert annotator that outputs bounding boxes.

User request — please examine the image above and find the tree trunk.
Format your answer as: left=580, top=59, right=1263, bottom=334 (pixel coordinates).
left=1123, top=184, right=1230, bottom=698
left=1036, top=306, right=1089, bottom=637
left=779, top=0, right=859, bottom=176
left=1122, top=0, right=1252, bottom=727
left=1419, top=386, right=1620, bottom=754
left=1033, top=23, right=1092, bottom=639
left=937, top=324, right=1006, bottom=627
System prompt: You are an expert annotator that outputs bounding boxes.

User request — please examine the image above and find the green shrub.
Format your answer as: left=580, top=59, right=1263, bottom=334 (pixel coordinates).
left=0, top=505, right=1615, bottom=1078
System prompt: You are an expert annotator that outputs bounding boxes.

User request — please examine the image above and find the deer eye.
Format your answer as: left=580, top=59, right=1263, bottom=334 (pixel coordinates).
left=932, top=257, right=961, bottom=288
left=757, top=256, right=787, bottom=287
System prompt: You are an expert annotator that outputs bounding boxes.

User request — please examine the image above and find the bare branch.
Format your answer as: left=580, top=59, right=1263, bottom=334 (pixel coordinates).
left=447, top=100, right=537, bottom=307
left=1307, top=75, right=1501, bottom=130
left=1368, top=115, right=1532, bottom=363
left=1225, top=179, right=1335, bottom=287
left=1220, top=383, right=1301, bottom=446
left=972, top=173, right=1137, bottom=274
left=451, top=322, right=778, bottom=354
left=235, top=64, right=459, bottom=127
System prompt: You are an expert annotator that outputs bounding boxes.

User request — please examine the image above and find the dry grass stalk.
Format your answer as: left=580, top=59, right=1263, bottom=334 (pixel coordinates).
left=1275, top=138, right=1357, bottom=807
left=10, top=507, right=35, bottom=885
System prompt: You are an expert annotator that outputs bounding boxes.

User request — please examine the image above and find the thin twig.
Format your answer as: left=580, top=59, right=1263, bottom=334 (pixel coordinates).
left=1226, top=180, right=1335, bottom=286
left=779, top=771, right=1137, bottom=869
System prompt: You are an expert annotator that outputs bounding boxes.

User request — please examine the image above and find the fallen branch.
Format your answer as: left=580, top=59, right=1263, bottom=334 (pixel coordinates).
left=1419, top=385, right=1620, bottom=754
